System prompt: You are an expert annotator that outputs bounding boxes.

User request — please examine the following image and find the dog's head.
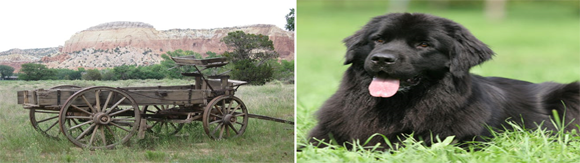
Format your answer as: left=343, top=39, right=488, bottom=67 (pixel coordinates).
left=343, top=13, right=494, bottom=98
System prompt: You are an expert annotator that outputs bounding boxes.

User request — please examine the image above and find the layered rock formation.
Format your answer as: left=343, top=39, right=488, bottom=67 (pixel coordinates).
left=0, top=47, right=60, bottom=71
left=2, top=22, right=294, bottom=71
left=42, top=22, right=294, bottom=69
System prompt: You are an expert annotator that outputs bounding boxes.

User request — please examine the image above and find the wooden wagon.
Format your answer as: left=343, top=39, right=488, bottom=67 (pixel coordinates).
left=17, top=57, right=292, bottom=149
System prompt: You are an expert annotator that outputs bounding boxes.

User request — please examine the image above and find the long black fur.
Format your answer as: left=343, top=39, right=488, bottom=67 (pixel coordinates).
left=307, top=13, right=580, bottom=149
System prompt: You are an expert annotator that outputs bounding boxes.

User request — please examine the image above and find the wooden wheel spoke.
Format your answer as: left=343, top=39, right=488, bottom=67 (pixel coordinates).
left=109, top=122, right=132, bottom=133
left=211, top=123, right=223, bottom=136
left=105, top=126, right=115, bottom=145
left=95, top=90, right=101, bottom=112
left=112, top=117, right=136, bottom=123
left=152, top=122, right=163, bottom=133
left=235, top=121, right=245, bottom=126
left=218, top=124, right=226, bottom=139
left=228, top=123, right=239, bottom=135
left=230, top=104, right=241, bottom=114
left=214, top=105, right=224, bottom=115
left=150, top=121, right=161, bottom=128
left=65, top=116, right=92, bottom=119
left=71, top=105, right=92, bottom=115
left=210, top=113, right=222, bottom=118
left=226, top=101, right=234, bottom=114
left=69, top=120, right=94, bottom=130
left=226, top=125, right=230, bottom=137
left=106, top=97, right=127, bottom=114
left=157, top=123, right=167, bottom=133
left=43, top=120, right=59, bottom=133
left=209, top=119, right=223, bottom=125
left=37, top=115, right=59, bottom=123
left=153, top=105, right=162, bottom=111
left=109, top=107, right=133, bottom=116
left=105, top=125, right=116, bottom=142
left=75, top=123, right=95, bottom=140
left=99, top=127, right=107, bottom=146
left=81, top=95, right=97, bottom=113
left=169, top=123, right=178, bottom=130
left=102, top=92, right=113, bottom=113
left=88, top=125, right=99, bottom=147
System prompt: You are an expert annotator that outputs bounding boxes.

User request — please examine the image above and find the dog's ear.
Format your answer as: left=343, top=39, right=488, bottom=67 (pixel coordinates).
left=342, top=29, right=366, bottom=65
left=343, top=13, right=401, bottom=65
left=448, top=23, right=495, bottom=77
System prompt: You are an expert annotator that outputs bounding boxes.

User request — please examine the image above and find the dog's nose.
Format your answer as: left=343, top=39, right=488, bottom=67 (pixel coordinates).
left=371, top=53, right=397, bottom=65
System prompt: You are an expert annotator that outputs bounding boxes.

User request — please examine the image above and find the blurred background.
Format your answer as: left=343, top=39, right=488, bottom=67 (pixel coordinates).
left=296, top=0, right=580, bottom=142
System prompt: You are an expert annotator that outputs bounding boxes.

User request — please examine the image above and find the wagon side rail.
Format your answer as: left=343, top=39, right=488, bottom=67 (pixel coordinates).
left=17, top=88, right=79, bottom=109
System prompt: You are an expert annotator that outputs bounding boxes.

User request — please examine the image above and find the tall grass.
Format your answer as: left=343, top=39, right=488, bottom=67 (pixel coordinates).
left=297, top=0, right=580, bottom=162
left=0, top=79, right=294, bottom=162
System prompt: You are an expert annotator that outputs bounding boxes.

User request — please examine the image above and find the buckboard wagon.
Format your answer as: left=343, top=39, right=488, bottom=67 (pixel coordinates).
left=17, top=57, right=293, bottom=149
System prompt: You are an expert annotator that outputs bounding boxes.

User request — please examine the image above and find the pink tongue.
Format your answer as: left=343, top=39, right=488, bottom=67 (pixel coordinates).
left=369, top=78, right=400, bottom=98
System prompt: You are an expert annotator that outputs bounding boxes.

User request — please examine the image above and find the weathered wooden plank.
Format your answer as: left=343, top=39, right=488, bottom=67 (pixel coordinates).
left=118, top=85, right=196, bottom=91
left=125, top=89, right=207, bottom=105
left=35, top=89, right=77, bottom=106
left=171, top=56, right=228, bottom=67
left=18, top=85, right=212, bottom=107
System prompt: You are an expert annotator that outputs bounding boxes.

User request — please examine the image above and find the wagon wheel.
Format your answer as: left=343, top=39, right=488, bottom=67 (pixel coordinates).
left=58, top=86, right=141, bottom=149
left=29, top=108, right=61, bottom=139
left=50, top=85, right=81, bottom=89
left=202, top=95, right=248, bottom=139
left=29, top=85, right=82, bottom=139
left=143, top=104, right=184, bottom=137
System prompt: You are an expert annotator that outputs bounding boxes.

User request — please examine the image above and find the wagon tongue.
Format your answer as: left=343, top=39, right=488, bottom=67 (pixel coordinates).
left=369, top=78, right=399, bottom=98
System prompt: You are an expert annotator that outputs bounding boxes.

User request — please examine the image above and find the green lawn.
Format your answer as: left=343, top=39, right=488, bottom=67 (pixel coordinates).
left=0, top=79, right=294, bottom=162
left=297, top=0, right=580, bottom=162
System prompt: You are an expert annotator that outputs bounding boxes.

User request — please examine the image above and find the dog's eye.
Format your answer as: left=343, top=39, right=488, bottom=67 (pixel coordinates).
left=375, top=39, right=385, bottom=44
left=417, top=42, right=429, bottom=48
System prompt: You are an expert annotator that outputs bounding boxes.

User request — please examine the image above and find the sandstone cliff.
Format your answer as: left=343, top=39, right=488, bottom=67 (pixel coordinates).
left=0, top=47, right=60, bottom=71
left=42, top=22, right=294, bottom=69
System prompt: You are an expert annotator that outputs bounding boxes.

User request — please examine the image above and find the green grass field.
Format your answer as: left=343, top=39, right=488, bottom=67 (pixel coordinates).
left=297, top=0, right=580, bottom=162
left=0, top=79, right=294, bottom=162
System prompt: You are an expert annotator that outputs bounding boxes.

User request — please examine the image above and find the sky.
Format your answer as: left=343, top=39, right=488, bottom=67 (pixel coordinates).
left=0, top=0, right=295, bottom=52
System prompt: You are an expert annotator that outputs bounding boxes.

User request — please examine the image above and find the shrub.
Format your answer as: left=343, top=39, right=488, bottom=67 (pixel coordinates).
left=230, top=59, right=273, bottom=85
left=82, top=69, right=102, bottom=80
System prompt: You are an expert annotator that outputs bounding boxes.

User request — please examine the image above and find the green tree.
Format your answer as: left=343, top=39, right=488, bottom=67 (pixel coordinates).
left=101, top=69, right=116, bottom=81
left=206, top=51, right=219, bottom=58
left=285, top=8, right=295, bottom=31
left=0, top=65, right=15, bottom=80
left=271, top=59, right=294, bottom=83
left=112, top=65, right=136, bottom=80
left=220, top=31, right=279, bottom=65
left=221, top=31, right=279, bottom=85
left=82, top=69, right=102, bottom=80
left=140, top=65, right=165, bottom=80
left=54, top=68, right=83, bottom=80
left=18, top=63, right=57, bottom=81
left=231, top=59, right=273, bottom=85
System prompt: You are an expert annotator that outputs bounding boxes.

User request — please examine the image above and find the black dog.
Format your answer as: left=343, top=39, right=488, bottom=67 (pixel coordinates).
left=307, top=13, right=580, bottom=149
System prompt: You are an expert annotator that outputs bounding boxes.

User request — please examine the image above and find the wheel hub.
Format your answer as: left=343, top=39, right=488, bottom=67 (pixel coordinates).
left=93, top=113, right=111, bottom=125
left=223, top=114, right=236, bottom=125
